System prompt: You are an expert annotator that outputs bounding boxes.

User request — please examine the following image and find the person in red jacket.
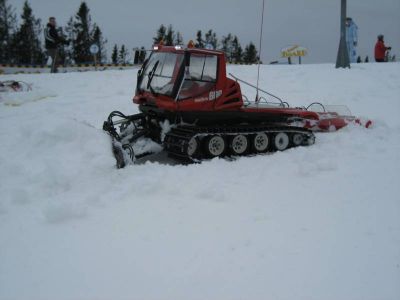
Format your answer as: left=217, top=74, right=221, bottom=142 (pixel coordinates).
left=374, top=34, right=391, bottom=62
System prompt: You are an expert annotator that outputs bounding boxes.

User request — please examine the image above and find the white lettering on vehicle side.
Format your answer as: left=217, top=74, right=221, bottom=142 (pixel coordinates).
left=194, top=90, right=222, bottom=102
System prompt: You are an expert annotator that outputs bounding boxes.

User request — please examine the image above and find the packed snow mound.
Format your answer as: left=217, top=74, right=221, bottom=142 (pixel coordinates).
left=0, top=63, right=399, bottom=300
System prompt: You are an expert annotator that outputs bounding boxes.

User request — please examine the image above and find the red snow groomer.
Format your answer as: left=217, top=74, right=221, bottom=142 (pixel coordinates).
left=103, top=44, right=370, bottom=168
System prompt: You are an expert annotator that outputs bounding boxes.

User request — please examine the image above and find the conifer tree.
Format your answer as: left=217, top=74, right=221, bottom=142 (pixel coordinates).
left=91, top=24, right=107, bottom=63
left=195, top=30, right=204, bottom=48
left=118, top=44, right=128, bottom=64
left=56, top=26, right=68, bottom=66
left=231, top=35, right=243, bottom=64
left=70, top=2, right=106, bottom=64
left=0, top=0, right=17, bottom=63
left=72, top=2, right=92, bottom=63
left=205, top=29, right=217, bottom=49
left=111, top=44, right=118, bottom=64
left=175, top=31, right=183, bottom=45
left=165, top=24, right=175, bottom=46
left=243, top=42, right=258, bottom=64
left=12, top=1, right=44, bottom=64
left=221, top=33, right=233, bottom=62
left=63, top=17, right=75, bottom=65
left=153, top=24, right=166, bottom=44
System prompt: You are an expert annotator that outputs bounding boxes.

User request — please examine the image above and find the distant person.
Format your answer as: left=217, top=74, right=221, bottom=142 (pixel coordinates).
left=345, top=17, right=358, bottom=63
left=44, top=17, right=66, bottom=73
left=374, top=34, right=391, bottom=62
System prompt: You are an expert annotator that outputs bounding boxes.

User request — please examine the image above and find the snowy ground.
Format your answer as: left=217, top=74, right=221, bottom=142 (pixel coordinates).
left=0, top=63, right=399, bottom=300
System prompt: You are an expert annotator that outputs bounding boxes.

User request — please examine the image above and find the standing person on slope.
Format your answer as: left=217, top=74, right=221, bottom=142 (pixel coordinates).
left=374, top=34, right=391, bottom=62
left=44, top=17, right=66, bottom=73
left=345, top=17, right=358, bottom=63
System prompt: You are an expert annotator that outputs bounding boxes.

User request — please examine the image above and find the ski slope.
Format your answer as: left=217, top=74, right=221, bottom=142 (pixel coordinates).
left=1, top=63, right=399, bottom=300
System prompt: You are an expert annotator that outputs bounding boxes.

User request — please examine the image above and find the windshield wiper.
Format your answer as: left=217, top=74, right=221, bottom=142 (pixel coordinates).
left=147, top=60, right=159, bottom=95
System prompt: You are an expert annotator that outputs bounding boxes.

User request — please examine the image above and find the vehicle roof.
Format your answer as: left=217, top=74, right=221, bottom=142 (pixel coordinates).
left=153, top=46, right=224, bottom=56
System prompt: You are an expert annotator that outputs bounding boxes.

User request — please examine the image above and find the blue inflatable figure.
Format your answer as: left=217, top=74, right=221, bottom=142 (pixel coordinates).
left=346, top=17, right=358, bottom=63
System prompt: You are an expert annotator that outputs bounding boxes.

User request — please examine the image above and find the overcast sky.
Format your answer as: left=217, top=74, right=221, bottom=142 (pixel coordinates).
left=10, top=0, right=400, bottom=63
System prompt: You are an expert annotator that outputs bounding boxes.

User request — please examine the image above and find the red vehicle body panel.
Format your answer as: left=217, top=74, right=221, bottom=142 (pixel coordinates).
left=133, top=46, right=366, bottom=132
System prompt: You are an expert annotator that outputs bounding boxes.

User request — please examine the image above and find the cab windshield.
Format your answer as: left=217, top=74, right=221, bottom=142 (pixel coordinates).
left=138, top=51, right=218, bottom=99
left=138, top=52, right=184, bottom=96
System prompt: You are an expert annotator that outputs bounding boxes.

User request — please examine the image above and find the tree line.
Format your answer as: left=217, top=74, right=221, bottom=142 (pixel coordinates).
left=1, top=0, right=259, bottom=66
left=0, top=0, right=108, bottom=65
left=153, top=24, right=259, bottom=64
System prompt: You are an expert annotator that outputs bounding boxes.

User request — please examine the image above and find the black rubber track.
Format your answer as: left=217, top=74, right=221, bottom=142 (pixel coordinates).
left=164, top=124, right=315, bottom=163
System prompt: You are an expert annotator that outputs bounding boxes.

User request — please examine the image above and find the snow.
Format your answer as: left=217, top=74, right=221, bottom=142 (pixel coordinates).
left=1, top=63, right=400, bottom=300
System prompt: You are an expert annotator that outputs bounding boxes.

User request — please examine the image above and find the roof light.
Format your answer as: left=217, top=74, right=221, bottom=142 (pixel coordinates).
left=152, top=39, right=164, bottom=51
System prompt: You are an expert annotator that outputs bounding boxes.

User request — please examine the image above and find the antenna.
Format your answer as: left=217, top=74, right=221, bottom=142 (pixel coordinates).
left=255, top=0, right=265, bottom=102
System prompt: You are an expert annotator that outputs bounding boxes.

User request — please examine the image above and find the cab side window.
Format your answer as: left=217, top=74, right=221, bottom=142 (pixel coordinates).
left=179, top=54, right=218, bottom=100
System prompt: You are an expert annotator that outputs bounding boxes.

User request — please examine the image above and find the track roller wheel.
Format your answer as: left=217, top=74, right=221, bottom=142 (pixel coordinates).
left=230, top=134, right=249, bottom=155
left=274, top=132, right=289, bottom=151
left=253, top=132, right=269, bottom=152
left=204, top=135, right=226, bottom=158
left=307, top=134, right=316, bottom=145
left=187, top=137, right=199, bottom=157
left=292, top=133, right=304, bottom=146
